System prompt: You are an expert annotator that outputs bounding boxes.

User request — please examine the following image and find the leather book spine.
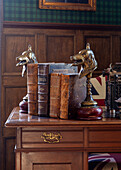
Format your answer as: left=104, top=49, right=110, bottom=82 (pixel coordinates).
left=49, top=73, right=62, bottom=118
left=67, top=75, right=79, bottom=119
left=60, top=74, right=70, bottom=119
left=60, top=74, right=87, bottom=119
left=38, top=64, right=49, bottom=117
left=27, top=64, right=38, bottom=115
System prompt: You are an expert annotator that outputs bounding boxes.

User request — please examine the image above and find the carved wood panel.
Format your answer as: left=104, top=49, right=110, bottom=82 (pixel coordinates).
left=46, top=35, right=75, bottom=62
left=3, top=34, right=35, bottom=73
left=3, top=137, right=16, bottom=170
left=2, top=76, right=27, bottom=124
left=84, top=35, right=111, bottom=72
left=5, top=87, right=27, bottom=121
left=112, top=35, right=120, bottom=63
left=21, top=151, right=82, bottom=170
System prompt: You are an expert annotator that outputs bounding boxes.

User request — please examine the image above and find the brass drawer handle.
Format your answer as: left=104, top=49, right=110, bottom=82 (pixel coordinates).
left=41, top=132, right=62, bottom=143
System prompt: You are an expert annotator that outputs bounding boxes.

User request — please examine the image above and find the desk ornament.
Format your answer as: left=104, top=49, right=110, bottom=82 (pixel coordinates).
left=16, top=45, right=38, bottom=113
left=70, top=43, right=103, bottom=120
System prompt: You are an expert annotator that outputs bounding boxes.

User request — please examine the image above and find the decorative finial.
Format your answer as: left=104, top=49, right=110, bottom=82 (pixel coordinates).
left=86, top=43, right=90, bottom=50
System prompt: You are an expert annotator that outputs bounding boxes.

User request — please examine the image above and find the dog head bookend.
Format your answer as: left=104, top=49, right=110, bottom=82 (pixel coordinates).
left=70, top=43, right=97, bottom=79
left=16, top=45, right=38, bottom=77
left=70, top=44, right=103, bottom=120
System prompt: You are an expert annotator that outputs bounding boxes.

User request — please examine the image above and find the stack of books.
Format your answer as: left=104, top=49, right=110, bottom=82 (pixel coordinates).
left=27, top=63, right=86, bottom=119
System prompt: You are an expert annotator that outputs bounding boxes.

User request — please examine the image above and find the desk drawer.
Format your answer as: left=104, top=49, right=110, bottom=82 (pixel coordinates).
left=22, top=128, right=83, bottom=148
left=89, top=128, right=121, bottom=148
left=20, top=151, right=82, bottom=170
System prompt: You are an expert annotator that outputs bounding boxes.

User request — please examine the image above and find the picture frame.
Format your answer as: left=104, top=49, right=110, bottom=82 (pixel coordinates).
left=39, top=0, right=96, bottom=11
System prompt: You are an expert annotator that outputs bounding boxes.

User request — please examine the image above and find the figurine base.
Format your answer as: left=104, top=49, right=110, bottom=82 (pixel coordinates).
left=77, top=106, right=103, bottom=120
left=19, top=99, right=28, bottom=114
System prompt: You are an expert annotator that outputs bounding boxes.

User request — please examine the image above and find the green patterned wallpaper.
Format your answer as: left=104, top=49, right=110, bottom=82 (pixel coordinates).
left=3, top=0, right=121, bottom=25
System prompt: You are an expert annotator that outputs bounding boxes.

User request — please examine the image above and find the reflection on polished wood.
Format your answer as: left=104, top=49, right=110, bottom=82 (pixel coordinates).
left=5, top=107, right=121, bottom=127
left=5, top=107, right=121, bottom=170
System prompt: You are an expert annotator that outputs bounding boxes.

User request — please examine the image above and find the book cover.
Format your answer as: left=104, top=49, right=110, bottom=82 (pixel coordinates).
left=27, top=63, right=38, bottom=115
left=60, top=74, right=87, bottom=119
left=49, top=63, right=78, bottom=73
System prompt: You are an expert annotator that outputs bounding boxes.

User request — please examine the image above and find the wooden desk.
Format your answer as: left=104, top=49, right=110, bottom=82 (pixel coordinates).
left=5, top=107, right=121, bottom=170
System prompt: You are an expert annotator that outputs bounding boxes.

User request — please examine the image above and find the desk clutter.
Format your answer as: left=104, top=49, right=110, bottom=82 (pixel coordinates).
left=17, top=45, right=121, bottom=120
left=17, top=44, right=105, bottom=120
left=103, top=63, right=121, bottom=118
left=25, top=63, right=86, bottom=119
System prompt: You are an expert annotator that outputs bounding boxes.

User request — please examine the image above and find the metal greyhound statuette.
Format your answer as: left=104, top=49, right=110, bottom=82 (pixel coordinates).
left=70, top=43, right=97, bottom=79
left=70, top=43, right=103, bottom=120
left=16, top=45, right=38, bottom=77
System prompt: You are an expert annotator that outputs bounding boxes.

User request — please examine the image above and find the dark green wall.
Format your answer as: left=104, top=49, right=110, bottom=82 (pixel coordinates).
left=3, top=0, right=121, bottom=25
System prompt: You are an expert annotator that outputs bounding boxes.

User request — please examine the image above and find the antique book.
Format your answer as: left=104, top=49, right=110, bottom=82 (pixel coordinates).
left=49, top=63, right=78, bottom=74
left=60, top=73, right=87, bottom=119
left=49, top=73, right=62, bottom=118
left=27, top=63, right=38, bottom=115
left=38, top=63, right=78, bottom=117
left=38, top=63, right=49, bottom=117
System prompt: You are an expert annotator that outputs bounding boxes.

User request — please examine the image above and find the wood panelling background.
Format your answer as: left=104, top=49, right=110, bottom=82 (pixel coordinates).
left=0, top=0, right=3, bottom=169
left=1, top=24, right=121, bottom=170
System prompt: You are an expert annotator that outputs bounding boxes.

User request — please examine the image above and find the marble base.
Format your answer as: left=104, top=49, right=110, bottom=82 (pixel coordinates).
left=77, top=106, right=103, bottom=120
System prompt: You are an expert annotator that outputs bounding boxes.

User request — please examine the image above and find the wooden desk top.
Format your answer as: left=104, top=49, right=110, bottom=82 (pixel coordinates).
left=5, top=107, right=121, bottom=128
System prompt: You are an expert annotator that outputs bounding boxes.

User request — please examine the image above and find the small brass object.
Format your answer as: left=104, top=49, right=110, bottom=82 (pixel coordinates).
left=16, top=44, right=38, bottom=77
left=41, top=132, right=63, bottom=144
left=70, top=43, right=97, bottom=79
